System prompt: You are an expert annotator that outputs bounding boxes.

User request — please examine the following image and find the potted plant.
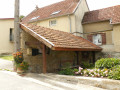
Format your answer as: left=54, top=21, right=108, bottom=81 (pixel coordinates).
left=13, top=52, right=29, bottom=74
left=16, top=61, right=29, bottom=74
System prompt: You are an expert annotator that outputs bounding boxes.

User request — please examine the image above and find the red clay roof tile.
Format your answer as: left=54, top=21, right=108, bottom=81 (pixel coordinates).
left=82, top=5, right=120, bottom=24
left=20, top=23, right=102, bottom=51
left=22, top=0, right=79, bottom=23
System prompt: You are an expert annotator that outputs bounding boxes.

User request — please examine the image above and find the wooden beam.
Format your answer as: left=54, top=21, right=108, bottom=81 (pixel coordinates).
left=53, top=47, right=102, bottom=51
left=42, top=44, right=47, bottom=73
left=25, top=41, right=41, bottom=46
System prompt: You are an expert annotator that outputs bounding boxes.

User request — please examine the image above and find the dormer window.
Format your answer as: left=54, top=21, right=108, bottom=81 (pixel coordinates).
left=30, top=16, right=40, bottom=20
left=51, top=10, right=61, bottom=15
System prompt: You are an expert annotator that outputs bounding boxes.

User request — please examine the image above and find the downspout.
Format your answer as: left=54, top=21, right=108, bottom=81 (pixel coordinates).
left=68, top=15, right=72, bottom=33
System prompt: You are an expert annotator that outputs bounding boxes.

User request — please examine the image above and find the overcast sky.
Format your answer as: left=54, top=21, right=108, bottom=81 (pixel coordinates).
left=0, top=0, right=120, bottom=18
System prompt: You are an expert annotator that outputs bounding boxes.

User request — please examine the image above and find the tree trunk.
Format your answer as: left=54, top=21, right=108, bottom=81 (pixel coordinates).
left=14, top=0, right=20, bottom=52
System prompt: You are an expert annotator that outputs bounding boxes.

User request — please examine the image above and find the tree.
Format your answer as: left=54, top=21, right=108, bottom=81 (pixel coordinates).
left=20, top=15, right=25, bottom=21
left=14, top=0, right=20, bottom=52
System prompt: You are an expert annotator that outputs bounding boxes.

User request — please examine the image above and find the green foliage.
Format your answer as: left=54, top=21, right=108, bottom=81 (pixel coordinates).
left=59, top=68, right=78, bottom=75
left=80, top=62, right=94, bottom=69
left=95, top=58, right=120, bottom=69
left=0, top=55, right=13, bottom=61
left=108, top=65, right=120, bottom=80
left=20, top=15, right=25, bottom=20
left=17, top=61, right=29, bottom=71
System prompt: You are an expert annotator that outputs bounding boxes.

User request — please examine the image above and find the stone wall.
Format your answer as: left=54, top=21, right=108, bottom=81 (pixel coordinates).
left=21, top=30, right=94, bottom=73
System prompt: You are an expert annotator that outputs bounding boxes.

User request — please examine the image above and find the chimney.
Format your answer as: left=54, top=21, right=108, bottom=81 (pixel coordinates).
left=35, top=5, right=39, bottom=10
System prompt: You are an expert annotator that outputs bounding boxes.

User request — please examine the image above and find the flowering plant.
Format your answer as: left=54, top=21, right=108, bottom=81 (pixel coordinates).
left=13, top=52, right=23, bottom=64
left=75, top=67, right=110, bottom=78
left=17, top=61, right=29, bottom=71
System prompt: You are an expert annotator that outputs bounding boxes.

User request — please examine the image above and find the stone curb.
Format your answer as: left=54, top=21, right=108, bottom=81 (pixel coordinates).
left=76, top=77, right=120, bottom=90
left=25, top=73, right=120, bottom=90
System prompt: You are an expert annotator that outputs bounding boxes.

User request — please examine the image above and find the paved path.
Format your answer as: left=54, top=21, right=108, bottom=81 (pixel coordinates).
left=0, top=71, right=55, bottom=90
left=0, top=59, right=13, bottom=71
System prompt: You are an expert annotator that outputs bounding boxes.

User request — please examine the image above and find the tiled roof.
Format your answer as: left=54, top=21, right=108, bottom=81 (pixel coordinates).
left=82, top=5, right=120, bottom=24
left=0, top=18, right=14, bottom=20
left=22, top=0, right=80, bottom=23
left=20, top=23, right=102, bottom=51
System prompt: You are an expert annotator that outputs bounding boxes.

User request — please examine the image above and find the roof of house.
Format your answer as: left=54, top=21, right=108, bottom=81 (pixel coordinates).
left=82, top=5, right=120, bottom=24
left=0, top=18, right=14, bottom=20
left=22, top=0, right=81, bottom=23
left=20, top=23, right=102, bottom=51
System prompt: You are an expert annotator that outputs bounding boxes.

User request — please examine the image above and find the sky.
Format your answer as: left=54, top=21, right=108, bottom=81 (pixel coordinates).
left=0, top=0, right=120, bottom=18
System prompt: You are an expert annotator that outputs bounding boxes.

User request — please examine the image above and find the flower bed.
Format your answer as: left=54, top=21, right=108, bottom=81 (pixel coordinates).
left=59, top=58, right=120, bottom=80
left=75, top=67, right=110, bottom=78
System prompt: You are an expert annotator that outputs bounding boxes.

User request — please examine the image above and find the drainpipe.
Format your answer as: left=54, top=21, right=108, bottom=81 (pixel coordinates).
left=68, top=15, right=72, bottom=33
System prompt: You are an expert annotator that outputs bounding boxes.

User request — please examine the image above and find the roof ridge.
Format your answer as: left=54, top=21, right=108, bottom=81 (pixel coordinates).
left=85, top=5, right=120, bottom=14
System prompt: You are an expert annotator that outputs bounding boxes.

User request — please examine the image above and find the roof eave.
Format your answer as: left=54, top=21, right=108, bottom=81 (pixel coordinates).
left=111, top=22, right=120, bottom=25
left=28, top=13, right=74, bottom=23
left=72, top=0, right=82, bottom=13
left=20, top=23, right=54, bottom=49
left=52, top=47, right=102, bottom=51
left=82, top=19, right=110, bottom=24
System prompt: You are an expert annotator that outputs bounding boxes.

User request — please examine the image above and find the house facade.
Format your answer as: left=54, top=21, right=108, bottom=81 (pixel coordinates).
left=82, top=5, right=120, bottom=58
left=0, top=18, right=14, bottom=55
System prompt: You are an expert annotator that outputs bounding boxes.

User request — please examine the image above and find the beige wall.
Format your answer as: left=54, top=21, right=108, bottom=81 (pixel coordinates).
left=74, top=0, right=89, bottom=36
left=0, top=19, right=14, bottom=54
left=83, top=21, right=113, bottom=45
left=83, top=21, right=113, bottom=33
left=33, top=15, right=76, bottom=33
left=113, top=25, right=120, bottom=52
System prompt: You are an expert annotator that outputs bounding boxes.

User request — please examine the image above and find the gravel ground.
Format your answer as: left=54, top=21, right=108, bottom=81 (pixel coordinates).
left=0, top=59, right=13, bottom=71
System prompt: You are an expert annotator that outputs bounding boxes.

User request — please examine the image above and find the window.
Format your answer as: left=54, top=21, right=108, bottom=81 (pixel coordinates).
left=93, top=34, right=102, bottom=45
left=32, top=48, right=42, bottom=56
left=10, top=28, right=14, bottom=41
left=49, top=20, right=56, bottom=26
left=51, top=10, right=61, bottom=15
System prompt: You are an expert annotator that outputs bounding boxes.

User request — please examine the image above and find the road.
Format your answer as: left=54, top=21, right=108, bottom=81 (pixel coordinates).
left=0, top=71, right=56, bottom=90
left=0, top=59, right=13, bottom=71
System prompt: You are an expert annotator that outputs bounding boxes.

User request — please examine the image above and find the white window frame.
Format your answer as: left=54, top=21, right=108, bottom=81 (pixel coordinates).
left=93, top=34, right=102, bottom=45
left=49, top=20, right=57, bottom=26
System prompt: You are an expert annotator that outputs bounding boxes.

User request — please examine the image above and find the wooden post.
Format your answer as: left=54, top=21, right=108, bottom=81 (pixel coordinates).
left=42, top=44, right=47, bottom=73
left=92, top=51, right=95, bottom=64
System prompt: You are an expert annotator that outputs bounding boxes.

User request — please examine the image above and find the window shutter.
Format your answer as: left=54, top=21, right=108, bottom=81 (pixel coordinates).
left=87, top=34, right=93, bottom=42
left=101, top=33, right=106, bottom=45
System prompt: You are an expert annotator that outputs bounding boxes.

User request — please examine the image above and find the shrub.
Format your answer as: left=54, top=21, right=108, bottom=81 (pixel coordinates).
left=108, top=65, right=120, bottom=80
left=80, top=62, right=94, bottom=69
left=59, top=68, right=78, bottom=75
left=95, top=58, right=120, bottom=69
left=17, top=61, right=29, bottom=71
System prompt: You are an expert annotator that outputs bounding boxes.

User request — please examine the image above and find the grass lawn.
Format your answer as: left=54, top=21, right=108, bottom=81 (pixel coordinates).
left=0, top=55, right=13, bottom=61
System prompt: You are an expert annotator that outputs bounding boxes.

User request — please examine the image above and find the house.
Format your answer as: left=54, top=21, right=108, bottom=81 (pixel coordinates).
left=22, top=0, right=89, bottom=36
left=82, top=5, right=120, bottom=58
left=20, top=0, right=102, bottom=73
left=20, top=23, right=101, bottom=73
left=0, top=18, right=14, bottom=55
